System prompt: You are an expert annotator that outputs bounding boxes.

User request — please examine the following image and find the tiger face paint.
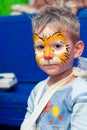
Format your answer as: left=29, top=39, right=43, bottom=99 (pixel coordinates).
left=33, top=32, right=70, bottom=65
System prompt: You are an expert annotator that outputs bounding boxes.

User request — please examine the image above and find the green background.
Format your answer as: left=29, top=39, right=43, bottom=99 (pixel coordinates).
left=0, top=0, right=29, bottom=16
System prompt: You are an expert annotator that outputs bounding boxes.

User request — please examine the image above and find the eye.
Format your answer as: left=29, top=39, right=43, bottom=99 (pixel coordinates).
left=35, top=45, right=45, bottom=51
left=53, top=43, right=63, bottom=50
left=55, top=44, right=62, bottom=48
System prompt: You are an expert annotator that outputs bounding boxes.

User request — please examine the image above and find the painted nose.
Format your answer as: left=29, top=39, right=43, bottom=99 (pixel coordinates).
left=44, top=56, right=52, bottom=60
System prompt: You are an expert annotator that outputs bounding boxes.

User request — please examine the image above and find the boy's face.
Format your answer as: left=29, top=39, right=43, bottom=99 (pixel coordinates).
left=33, top=26, right=76, bottom=76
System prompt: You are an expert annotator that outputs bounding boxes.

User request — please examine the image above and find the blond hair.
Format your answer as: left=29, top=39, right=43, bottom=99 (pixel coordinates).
left=32, top=3, right=80, bottom=43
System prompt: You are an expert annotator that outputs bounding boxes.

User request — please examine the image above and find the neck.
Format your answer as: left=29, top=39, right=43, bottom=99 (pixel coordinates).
left=47, top=67, right=75, bottom=86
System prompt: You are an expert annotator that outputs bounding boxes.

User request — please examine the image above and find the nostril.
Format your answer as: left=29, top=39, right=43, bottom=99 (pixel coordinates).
left=44, top=56, right=52, bottom=59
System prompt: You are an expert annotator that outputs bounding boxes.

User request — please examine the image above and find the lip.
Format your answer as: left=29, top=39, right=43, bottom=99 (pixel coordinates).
left=43, top=64, right=58, bottom=66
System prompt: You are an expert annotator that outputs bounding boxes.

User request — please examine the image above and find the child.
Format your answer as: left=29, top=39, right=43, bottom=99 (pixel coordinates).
left=20, top=2, right=87, bottom=130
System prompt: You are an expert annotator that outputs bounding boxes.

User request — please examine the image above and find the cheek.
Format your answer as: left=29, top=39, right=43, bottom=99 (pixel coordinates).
left=35, top=49, right=44, bottom=57
left=53, top=47, right=67, bottom=56
left=35, top=49, right=44, bottom=64
left=53, top=46, right=70, bottom=64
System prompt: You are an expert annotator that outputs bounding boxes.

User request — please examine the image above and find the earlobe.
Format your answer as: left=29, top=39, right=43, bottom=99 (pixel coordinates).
left=74, top=41, right=84, bottom=58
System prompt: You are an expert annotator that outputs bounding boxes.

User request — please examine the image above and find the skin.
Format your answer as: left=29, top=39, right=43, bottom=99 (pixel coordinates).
left=33, top=25, right=84, bottom=86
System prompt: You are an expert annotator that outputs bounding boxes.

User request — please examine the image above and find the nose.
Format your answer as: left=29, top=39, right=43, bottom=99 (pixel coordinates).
left=44, top=46, right=53, bottom=60
left=44, top=56, right=52, bottom=60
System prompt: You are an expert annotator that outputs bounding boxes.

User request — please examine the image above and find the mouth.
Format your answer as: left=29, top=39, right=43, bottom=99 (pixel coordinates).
left=42, top=64, right=58, bottom=67
left=40, top=61, right=59, bottom=66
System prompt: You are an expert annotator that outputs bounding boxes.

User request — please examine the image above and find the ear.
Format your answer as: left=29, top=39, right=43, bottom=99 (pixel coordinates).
left=74, top=41, right=84, bottom=58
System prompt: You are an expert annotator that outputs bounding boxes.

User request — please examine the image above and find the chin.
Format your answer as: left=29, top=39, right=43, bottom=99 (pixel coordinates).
left=39, top=65, right=60, bottom=76
left=42, top=70, right=59, bottom=76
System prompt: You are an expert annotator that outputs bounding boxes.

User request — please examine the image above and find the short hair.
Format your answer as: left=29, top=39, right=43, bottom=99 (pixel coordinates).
left=32, top=3, right=80, bottom=43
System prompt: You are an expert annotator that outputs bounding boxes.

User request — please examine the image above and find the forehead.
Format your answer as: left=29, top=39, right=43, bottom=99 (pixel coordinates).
left=34, top=25, right=67, bottom=42
left=34, top=25, right=70, bottom=40
left=35, top=25, right=59, bottom=37
left=34, top=32, right=67, bottom=45
left=34, top=25, right=73, bottom=45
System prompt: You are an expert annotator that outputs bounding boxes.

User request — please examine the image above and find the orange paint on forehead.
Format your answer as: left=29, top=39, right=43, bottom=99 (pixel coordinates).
left=33, top=32, right=67, bottom=45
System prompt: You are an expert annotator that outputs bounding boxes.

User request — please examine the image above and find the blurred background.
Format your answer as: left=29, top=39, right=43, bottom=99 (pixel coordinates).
left=0, top=0, right=29, bottom=16
left=0, top=0, right=87, bottom=16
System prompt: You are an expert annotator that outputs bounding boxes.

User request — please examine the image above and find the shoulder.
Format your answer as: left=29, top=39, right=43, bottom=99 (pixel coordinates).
left=27, top=77, right=49, bottom=104
left=30, top=76, right=49, bottom=95
left=71, top=77, right=87, bottom=100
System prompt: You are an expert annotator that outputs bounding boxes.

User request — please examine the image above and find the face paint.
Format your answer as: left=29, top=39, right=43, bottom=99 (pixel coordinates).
left=33, top=32, right=70, bottom=65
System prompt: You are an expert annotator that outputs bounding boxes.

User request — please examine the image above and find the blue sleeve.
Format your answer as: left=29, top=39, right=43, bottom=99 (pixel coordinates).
left=71, top=102, right=87, bottom=130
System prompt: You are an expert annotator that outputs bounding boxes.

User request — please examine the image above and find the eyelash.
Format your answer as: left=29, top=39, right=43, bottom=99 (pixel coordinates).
left=34, top=41, right=64, bottom=51
left=35, top=45, right=45, bottom=50
left=54, top=44, right=62, bottom=48
left=52, top=42, right=64, bottom=50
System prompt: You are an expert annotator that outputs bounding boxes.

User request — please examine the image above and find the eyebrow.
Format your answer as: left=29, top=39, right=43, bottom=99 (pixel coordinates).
left=34, top=32, right=65, bottom=41
left=34, top=33, right=44, bottom=41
